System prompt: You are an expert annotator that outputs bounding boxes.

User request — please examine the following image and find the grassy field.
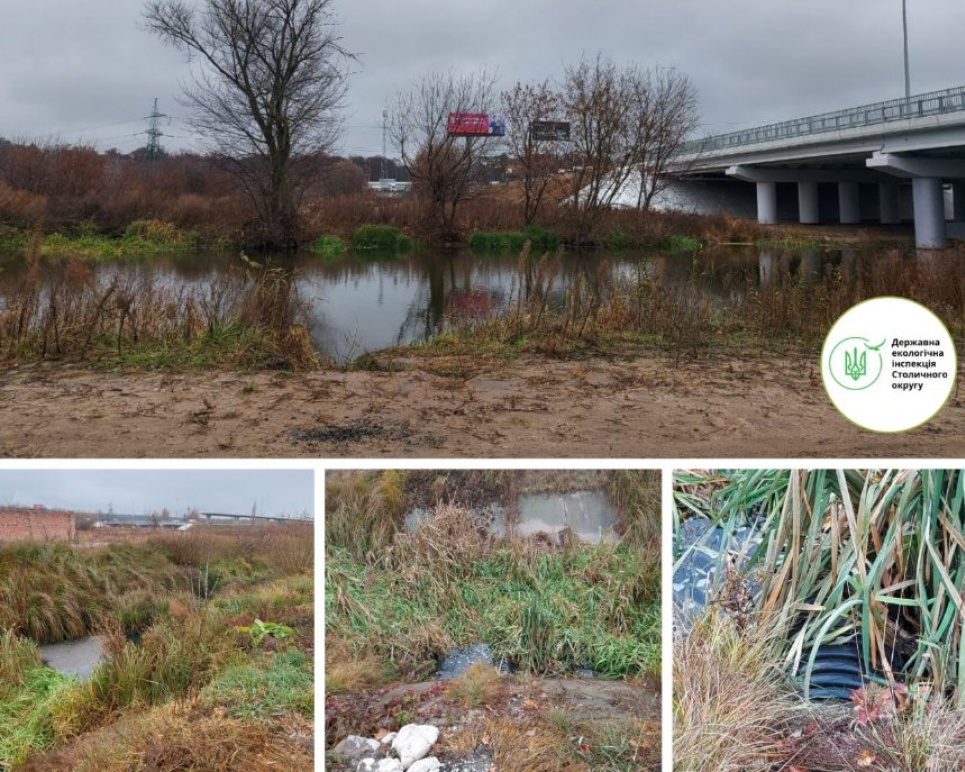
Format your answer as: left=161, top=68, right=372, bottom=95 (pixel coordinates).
left=325, top=470, right=661, bottom=772
left=0, top=525, right=313, bottom=772
left=673, top=469, right=965, bottom=772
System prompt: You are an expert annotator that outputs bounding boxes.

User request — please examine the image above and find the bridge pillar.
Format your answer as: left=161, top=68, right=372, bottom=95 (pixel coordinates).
left=756, top=182, right=777, bottom=225
left=912, top=177, right=947, bottom=248
left=797, top=182, right=820, bottom=224
left=953, top=182, right=965, bottom=222
left=838, top=182, right=861, bottom=224
left=878, top=183, right=901, bottom=224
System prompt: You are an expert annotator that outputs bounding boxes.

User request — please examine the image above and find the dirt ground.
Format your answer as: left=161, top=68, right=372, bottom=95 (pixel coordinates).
left=327, top=675, right=661, bottom=771
left=1, top=351, right=962, bottom=458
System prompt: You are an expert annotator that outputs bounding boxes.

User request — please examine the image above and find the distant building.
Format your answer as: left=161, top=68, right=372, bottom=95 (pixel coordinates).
left=368, top=179, right=412, bottom=194
left=0, top=508, right=75, bottom=543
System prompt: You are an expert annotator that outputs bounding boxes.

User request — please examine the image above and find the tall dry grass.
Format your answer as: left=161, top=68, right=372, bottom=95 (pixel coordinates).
left=606, top=470, right=661, bottom=550
left=325, top=470, right=406, bottom=562
left=674, top=610, right=799, bottom=772
left=0, top=250, right=317, bottom=369
left=437, top=246, right=965, bottom=358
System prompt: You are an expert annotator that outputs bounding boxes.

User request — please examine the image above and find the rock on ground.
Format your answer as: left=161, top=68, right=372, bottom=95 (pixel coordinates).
left=392, top=724, right=440, bottom=769
left=407, top=758, right=441, bottom=772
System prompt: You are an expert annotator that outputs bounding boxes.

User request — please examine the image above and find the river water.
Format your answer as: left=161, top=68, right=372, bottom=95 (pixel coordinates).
left=0, top=245, right=885, bottom=361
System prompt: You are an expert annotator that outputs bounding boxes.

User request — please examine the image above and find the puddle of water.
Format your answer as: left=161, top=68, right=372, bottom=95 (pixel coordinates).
left=40, top=636, right=106, bottom=679
left=516, top=491, right=617, bottom=544
left=404, top=492, right=616, bottom=544
left=435, top=643, right=512, bottom=680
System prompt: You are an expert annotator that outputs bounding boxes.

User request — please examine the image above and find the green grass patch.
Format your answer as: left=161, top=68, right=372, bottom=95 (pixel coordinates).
left=0, top=220, right=201, bottom=261
left=202, top=649, right=313, bottom=719
left=754, top=235, right=824, bottom=249
left=326, top=540, right=660, bottom=679
left=0, top=667, right=76, bottom=769
left=312, top=234, right=346, bottom=260
left=658, top=234, right=703, bottom=252
left=351, top=224, right=412, bottom=252
left=468, top=226, right=561, bottom=254
left=605, top=229, right=632, bottom=251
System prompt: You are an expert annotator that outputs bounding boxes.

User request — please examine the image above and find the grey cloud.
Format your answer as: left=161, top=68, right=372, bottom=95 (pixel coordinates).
left=0, top=0, right=962, bottom=154
left=0, top=470, right=314, bottom=517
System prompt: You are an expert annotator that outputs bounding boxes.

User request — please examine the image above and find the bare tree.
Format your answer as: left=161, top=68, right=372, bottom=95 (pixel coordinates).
left=632, top=67, right=699, bottom=211
left=561, top=55, right=699, bottom=243
left=391, top=70, right=498, bottom=241
left=501, top=80, right=562, bottom=226
left=144, top=0, right=353, bottom=248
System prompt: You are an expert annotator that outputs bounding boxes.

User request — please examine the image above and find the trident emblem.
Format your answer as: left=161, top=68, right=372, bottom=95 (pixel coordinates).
left=844, top=347, right=867, bottom=382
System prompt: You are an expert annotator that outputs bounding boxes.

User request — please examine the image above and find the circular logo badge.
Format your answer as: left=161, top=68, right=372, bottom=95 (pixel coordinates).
left=821, top=297, right=956, bottom=433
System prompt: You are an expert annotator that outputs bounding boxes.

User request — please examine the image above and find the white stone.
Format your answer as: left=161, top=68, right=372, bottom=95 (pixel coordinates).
left=380, top=732, right=398, bottom=746
left=407, top=758, right=441, bottom=772
left=335, top=734, right=381, bottom=765
left=356, top=760, right=377, bottom=772
left=376, top=761, right=403, bottom=772
left=391, top=724, right=440, bottom=769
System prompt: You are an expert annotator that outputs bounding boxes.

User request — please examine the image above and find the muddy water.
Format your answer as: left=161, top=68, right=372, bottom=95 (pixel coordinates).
left=404, top=490, right=617, bottom=544
left=40, top=636, right=106, bottom=679
left=0, top=245, right=871, bottom=361
left=516, top=491, right=617, bottom=544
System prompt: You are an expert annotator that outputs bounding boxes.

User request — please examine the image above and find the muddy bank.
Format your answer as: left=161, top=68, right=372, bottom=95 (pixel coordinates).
left=1, top=352, right=962, bottom=457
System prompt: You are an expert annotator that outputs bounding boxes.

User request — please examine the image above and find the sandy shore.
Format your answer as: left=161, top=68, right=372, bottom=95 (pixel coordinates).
left=1, top=352, right=961, bottom=458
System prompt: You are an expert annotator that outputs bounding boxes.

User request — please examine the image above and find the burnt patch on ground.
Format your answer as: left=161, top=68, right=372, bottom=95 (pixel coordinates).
left=289, top=420, right=414, bottom=445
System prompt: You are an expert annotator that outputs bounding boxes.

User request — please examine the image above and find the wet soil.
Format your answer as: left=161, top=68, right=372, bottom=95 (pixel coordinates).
left=1, top=350, right=962, bottom=457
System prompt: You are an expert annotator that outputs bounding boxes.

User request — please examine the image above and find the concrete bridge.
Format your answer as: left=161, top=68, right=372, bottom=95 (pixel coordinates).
left=675, top=85, right=965, bottom=248
left=197, top=512, right=303, bottom=524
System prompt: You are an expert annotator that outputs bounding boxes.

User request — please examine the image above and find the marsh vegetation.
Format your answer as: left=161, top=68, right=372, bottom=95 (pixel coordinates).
left=0, top=524, right=314, bottom=771
left=325, top=470, right=661, bottom=772
left=673, top=469, right=965, bottom=772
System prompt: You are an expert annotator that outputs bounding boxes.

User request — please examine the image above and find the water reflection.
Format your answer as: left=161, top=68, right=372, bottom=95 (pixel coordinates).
left=0, top=245, right=899, bottom=361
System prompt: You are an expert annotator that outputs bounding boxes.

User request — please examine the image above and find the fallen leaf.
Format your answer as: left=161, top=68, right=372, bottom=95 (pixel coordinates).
left=857, top=749, right=876, bottom=767
left=481, top=733, right=490, bottom=745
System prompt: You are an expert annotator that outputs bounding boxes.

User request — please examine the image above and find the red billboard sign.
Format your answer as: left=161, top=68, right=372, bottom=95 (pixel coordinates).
left=447, top=113, right=491, bottom=136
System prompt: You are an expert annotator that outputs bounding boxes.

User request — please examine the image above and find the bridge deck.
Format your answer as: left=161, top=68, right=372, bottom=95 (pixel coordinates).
left=687, top=85, right=965, bottom=157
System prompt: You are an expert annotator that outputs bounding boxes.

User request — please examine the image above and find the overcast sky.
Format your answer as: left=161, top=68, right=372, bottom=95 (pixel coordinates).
left=0, top=470, right=314, bottom=517
left=1, top=1, right=963, bottom=156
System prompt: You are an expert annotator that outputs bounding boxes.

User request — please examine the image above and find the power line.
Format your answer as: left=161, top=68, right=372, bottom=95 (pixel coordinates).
left=144, top=98, right=168, bottom=162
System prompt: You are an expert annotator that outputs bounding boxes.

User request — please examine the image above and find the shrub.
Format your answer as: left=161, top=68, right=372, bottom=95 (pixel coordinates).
left=312, top=234, right=345, bottom=259
left=468, top=226, right=560, bottom=254
left=350, top=224, right=412, bottom=252
left=658, top=234, right=702, bottom=252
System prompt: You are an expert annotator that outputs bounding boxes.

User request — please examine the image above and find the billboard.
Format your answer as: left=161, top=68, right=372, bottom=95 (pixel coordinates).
left=531, top=121, right=571, bottom=141
left=447, top=112, right=506, bottom=137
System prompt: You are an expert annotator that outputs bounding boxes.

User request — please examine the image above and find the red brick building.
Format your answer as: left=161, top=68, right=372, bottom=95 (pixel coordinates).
left=0, top=508, right=76, bottom=543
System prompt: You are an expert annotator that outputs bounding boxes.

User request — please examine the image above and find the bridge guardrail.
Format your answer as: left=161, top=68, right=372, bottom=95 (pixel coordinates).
left=684, top=84, right=965, bottom=156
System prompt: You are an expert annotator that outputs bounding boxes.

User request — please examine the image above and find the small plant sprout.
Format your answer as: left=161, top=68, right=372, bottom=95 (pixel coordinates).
left=235, top=619, right=294, bottom=646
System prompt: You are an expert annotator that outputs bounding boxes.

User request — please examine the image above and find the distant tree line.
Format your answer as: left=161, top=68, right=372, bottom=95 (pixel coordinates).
left=392, top=55, right=699, bottom=244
